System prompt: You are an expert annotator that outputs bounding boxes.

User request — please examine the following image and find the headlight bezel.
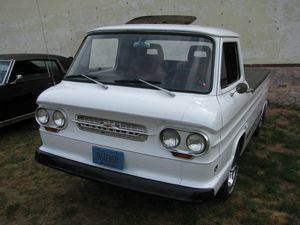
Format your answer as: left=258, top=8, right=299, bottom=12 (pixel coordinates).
left=186, top=133, right=208, bottom=155
left=160, top=128, right=181, bottom=149
left=159, top=128, right=209, bottom=157
left=35, top=108, right=49, bottom=125
left=53, top=110, right=66, bottom=128
left=35, top=107, right=68, bottom=130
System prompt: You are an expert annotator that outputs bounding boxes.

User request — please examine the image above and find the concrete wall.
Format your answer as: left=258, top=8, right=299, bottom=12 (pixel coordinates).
left=267, top=66, right=300, bottom=107
left=0, top=0, right=299, bottom=64
left=0, top=0, right=299, bottom=106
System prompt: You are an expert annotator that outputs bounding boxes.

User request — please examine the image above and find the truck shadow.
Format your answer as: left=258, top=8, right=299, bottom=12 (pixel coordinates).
left=49, top=176, right=207, bottom=224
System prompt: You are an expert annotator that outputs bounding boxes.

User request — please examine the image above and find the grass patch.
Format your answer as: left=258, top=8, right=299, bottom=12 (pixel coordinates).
left=5, top=203, right=20, bottom=220
left=0, top=106, right=299, bottom=225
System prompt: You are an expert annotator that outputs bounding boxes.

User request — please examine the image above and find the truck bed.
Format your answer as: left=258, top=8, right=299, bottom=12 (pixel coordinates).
left=244, top=67, right=270, bottom=91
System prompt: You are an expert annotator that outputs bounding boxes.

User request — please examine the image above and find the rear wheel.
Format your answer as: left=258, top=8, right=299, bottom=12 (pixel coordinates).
left=253, top=107, right=266, bottom=136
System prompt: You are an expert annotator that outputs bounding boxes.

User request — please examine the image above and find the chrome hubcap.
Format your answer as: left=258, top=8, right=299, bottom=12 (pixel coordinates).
left=228, top=165, right=238, bottom=188
left=258, top=116, right=263, bottom=127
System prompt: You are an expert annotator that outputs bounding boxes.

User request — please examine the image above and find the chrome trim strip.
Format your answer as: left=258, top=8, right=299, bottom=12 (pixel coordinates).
left=0, top=112, right=35, bottom=127
left=73, top=115, right=151, bottom=141
left=73, top=119, right=150, bottom=136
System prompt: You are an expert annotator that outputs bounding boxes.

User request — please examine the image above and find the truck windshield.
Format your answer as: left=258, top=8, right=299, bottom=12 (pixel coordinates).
left=66, top=33, right=214, bottom=94
left=0, top=60, right=11, bottom=84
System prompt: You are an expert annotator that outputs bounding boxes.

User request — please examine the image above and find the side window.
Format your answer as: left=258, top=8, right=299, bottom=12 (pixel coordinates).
left=0, top=61, right=10, bottom=83
left=44, top=60, right=62, bottom=76
left=9, top=60, right=61, bottom=82
left=221, top=42, right=240, bottom=89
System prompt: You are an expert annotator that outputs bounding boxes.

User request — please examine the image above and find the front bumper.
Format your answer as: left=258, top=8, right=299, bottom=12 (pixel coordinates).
left=35, top=148, right=214, bottom=202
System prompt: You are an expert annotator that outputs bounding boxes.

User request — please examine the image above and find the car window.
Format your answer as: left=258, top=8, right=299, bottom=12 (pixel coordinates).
left=221, top=42, right=240, bottom=89
left=89, top=38, right=118, bottom=70
left=0, top=60, right=11, bottom=84
left=148, top=40, right=212, bottom=62
left=67, top=34, right=214, bottom=94
left=33, top=60, right=62, bottom=76
left=9, top=59, right=62, bottom=82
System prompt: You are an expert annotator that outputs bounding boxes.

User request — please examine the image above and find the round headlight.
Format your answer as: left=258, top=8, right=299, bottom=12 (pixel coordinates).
left=36, top=108, right=49, bottom=125
left=160, top=129, right=180, bottom=148
left=186, top=133, right=208, bottom=154
left=53, top=110, right=65, bottom=128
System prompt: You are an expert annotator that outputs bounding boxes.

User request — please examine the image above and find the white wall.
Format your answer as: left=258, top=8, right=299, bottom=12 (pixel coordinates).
left=0, top=0, right=299, bottom=64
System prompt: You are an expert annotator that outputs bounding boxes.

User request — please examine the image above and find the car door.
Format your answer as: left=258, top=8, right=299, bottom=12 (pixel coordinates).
left=1, top=59, right=63, bottom=122
left=0, top=60, right=14, bottom=122
left=216, top=40, right=252, bottom=159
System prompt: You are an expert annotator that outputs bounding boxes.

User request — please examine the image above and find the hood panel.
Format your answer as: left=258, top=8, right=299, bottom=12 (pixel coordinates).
left=37, top=81, right=222, bottom=131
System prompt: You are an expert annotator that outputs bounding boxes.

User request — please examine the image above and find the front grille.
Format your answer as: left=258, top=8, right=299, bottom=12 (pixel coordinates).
left=75, top=115, right=148, bottom=142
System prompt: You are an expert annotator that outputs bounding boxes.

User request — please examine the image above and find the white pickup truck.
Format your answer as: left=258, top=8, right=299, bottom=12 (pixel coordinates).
left=35, top=19, right=270, bottom=201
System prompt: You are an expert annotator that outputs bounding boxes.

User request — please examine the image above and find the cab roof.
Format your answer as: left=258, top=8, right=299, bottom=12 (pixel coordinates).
left=0, top=53, right=69, bottom=61
left=88, top=24, right=239, bottom=38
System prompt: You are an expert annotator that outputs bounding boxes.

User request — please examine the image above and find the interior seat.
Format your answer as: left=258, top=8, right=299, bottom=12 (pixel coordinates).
left=127, top=43, right=165, bottom=82
left=167, top=45, right=211, bottom=91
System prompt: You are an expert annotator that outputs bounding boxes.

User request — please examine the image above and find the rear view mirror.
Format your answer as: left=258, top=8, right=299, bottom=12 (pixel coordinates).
left=133, top=41, right=150, bottom=48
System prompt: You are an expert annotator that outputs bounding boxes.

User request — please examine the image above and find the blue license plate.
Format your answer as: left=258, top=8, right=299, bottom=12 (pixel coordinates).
left=92, top=146, right=124, bottom=170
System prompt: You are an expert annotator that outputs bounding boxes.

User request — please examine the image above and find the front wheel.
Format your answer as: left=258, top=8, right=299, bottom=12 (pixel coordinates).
left=216, top=159, right=239, bottom=200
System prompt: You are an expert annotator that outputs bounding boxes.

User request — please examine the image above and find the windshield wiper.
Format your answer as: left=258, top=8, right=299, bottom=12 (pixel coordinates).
left=138, top=79, right=175, bottom=97
left=115, top=79, right=161, bottom=84
left=65, top=74, right=108, bottom=90
left=115, top=79, right=175, bottom=97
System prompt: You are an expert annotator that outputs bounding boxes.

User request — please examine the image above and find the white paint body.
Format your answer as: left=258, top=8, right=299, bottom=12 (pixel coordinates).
left=36, top=24, right=269, bottom=199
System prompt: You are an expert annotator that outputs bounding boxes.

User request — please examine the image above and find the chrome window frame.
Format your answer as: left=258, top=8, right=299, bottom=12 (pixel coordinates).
left=0, top=59, right=14, bottom=85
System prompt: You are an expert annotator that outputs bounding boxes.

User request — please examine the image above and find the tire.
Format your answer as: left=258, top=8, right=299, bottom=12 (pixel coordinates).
left=253, top=107, right=266, bottom=137
left=216, top=158, right=239, bottom=200
left=216, top=139, right=243, bottom=200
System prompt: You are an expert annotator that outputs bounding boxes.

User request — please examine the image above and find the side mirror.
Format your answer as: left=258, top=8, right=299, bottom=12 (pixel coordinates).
left=230, top=82, right=250, bottom=97
left=10, top=74, right=23, bottom=84
left=236, top=82, right=248, bottom=94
